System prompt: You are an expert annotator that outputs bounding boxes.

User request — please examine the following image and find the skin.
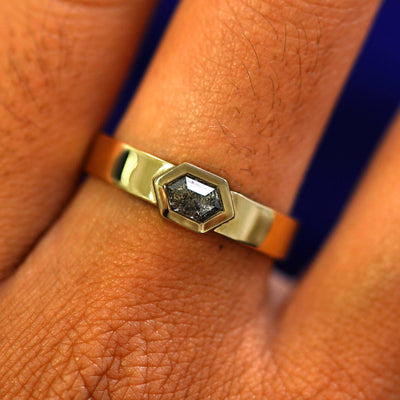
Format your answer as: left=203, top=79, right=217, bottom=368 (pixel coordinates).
left=0, top=0, right=398, bottom=398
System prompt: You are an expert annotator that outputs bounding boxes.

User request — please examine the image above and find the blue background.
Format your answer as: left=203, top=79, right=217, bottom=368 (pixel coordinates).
left=106, top=0, right=400, bottom=276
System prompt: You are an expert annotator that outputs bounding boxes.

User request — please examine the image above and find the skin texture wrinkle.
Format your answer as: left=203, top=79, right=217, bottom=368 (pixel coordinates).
left=0, top=0, right=399, bottom=398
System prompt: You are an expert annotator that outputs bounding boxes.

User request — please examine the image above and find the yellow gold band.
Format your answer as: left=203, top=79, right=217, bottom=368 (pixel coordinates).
left=85, top=134, right=298, bottom=259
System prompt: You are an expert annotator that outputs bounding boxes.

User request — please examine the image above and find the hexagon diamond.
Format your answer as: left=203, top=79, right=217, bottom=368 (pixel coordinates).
left=165, top=174, right=223, bottom=223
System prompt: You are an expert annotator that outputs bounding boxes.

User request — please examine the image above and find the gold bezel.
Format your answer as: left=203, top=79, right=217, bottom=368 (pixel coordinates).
left=153, top=163, right=235, bottom=233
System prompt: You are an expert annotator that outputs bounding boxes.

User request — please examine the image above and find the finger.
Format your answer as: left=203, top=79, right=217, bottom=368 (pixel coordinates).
left=278, top=111, right=400, bottom=398
left=0, top=0, right=156, bottom=276
left=0, top=0, right=382, bottom=397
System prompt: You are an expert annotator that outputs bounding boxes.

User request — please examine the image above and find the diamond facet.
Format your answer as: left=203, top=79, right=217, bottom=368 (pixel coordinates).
left=165, top=174, right=223, bottom=223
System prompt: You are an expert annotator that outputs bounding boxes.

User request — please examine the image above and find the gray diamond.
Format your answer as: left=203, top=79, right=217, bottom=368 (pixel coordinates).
left=165, top=174, right=223, bottom=223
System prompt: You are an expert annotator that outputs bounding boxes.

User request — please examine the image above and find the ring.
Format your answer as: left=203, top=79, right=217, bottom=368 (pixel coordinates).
left=85, top=134, right=298, bottom=259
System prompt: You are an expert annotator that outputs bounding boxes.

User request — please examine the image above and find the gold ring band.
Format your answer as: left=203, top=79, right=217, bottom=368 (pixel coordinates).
left=85, top=134, right=298, bottom=259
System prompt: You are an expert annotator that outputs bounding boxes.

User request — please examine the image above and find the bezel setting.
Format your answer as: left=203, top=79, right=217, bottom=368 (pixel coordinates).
left=153, top=163, right=235, bottom=233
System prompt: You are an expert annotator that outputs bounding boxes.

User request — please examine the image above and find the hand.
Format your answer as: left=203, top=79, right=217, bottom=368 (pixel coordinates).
left=0, top=0, right=398, bottom=398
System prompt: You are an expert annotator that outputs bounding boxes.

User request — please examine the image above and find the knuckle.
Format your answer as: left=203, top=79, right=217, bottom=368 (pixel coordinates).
left=170, top=0, right=371, bottom=200
left=182, top=0, right=324, bottom=140
left=1, top=253, right=265, bottom=399
left=0, top=279, right=215, bottom=398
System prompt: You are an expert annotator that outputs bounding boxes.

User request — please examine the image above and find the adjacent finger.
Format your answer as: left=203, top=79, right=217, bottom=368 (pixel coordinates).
left=0, top=0, right=382, bottom=397
left=0, top=0, right=156, bottom=276
left=278, top=111, right=400, bottom=398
